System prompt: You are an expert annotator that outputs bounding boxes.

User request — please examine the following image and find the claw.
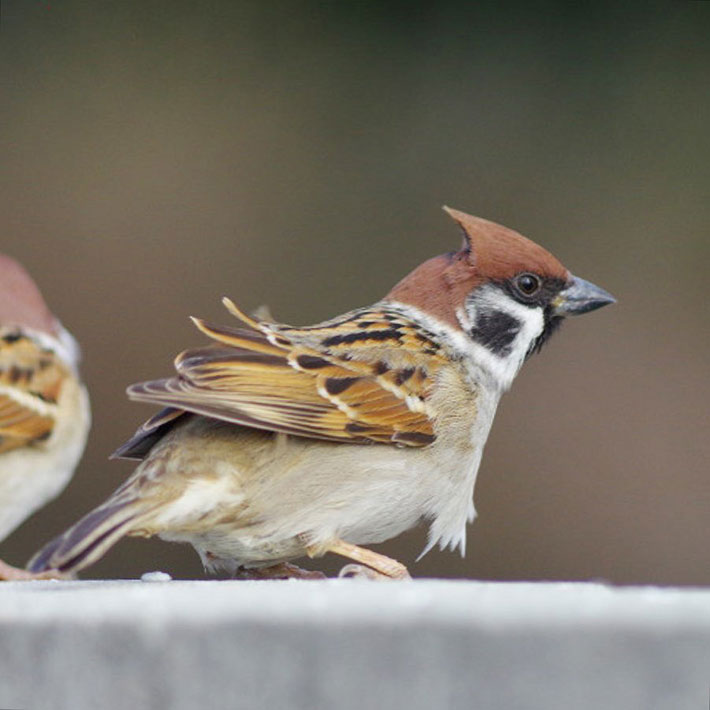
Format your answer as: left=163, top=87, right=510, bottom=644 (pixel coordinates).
left=324, top=539, right=411, bottom=580
left=338, top=563, right=384, bottom=580
left=338, top=562, right=411, bottom=581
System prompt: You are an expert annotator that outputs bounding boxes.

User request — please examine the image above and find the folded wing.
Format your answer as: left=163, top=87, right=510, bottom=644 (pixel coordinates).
left=0, top=331, right=63, bottom=454
left=124, top=299, right=445, bottom=450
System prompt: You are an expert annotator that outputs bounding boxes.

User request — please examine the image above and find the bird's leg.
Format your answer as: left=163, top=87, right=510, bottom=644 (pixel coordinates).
left=234, top=562, right=326, bottom=580
left=314, top=539, right=411, bottom=580
left=0, top=558, right=67, bottom=581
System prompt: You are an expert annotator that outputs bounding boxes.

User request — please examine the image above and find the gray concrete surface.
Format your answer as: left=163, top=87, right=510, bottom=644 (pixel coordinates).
left=1, top=579, right=709, bottom=710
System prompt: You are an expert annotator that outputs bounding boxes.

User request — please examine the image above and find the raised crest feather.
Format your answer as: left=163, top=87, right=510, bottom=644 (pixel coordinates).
left=442, top=205, right=474, bottom=254
left=387, top=207, right=570, bottom=328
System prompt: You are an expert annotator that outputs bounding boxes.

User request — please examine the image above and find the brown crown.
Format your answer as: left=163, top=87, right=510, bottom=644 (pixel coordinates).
left=0, top=254, right=59, bottom=336
left=386, top=207, right=570, bottom=328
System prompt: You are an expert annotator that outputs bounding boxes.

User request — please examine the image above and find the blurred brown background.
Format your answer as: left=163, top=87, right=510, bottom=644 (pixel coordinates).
left=1, top=2, right=708, bottom=585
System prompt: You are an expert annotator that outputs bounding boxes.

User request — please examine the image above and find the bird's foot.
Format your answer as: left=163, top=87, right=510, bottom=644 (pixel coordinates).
left=234, top=562, right=327, bottom=580
left=0, top=558, right=66, bottom=581
left=314, top=539, right=411, bottom=581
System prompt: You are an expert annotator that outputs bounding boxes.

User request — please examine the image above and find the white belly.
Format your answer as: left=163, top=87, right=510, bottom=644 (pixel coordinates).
left=156, top=428, right=481, bottom=570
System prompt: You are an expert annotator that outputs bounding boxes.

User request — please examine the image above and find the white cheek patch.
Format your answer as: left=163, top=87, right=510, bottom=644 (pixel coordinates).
left=382, top=300, right=473, bottom=357
left=460, top=286, right=545, bottom=390
left=381, top=295, right=543, bottom=392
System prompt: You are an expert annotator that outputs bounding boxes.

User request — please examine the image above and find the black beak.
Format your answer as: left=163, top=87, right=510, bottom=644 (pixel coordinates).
left=553, top=275, right=616, bottom=316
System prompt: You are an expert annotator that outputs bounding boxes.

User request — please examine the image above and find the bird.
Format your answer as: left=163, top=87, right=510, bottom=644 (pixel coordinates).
left=28, top=207, right=614, bottom=581
left=0, top=255, right=90, bottom=580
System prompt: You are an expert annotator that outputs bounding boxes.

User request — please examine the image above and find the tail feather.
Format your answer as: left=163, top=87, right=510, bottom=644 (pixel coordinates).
left=28, top=497, right=148, bottom=575
left=26, top=533, right=64, bottom=573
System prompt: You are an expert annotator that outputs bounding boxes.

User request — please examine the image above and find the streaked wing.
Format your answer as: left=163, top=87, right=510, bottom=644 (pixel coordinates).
left=126, top=299, right=446, bottom=447
left=0, top=329, right=63, bottom=454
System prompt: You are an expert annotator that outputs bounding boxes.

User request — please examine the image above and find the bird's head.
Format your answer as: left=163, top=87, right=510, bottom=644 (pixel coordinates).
left=0, top=254, right=82, bottom=368
left=386, top=207, right=615, bottom=389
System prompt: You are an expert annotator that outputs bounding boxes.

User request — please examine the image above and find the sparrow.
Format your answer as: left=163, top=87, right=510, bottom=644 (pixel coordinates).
left=28, top=207, right=614, bottom=581
left=0, top=254, right=90, bottom=580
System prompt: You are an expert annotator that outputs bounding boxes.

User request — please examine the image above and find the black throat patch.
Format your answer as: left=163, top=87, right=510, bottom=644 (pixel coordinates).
left=526, top=308, right=564, bottom=359
left=469, top=309, right=521, bottom=357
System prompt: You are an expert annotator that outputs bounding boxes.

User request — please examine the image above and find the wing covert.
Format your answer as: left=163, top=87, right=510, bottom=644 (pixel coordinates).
left=126, top=300, right=446, bottom=448
left=0, top=330, right=62, bottom=454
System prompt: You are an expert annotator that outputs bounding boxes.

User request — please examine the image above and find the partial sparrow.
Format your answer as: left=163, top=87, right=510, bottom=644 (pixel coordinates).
left=29, top=208, right=613, bottom=580
left=0, top=255, right=90, bottom=580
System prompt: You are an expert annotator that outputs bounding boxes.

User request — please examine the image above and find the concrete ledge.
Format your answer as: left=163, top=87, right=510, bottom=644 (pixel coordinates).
left=1, top=580, right=710, bottom=710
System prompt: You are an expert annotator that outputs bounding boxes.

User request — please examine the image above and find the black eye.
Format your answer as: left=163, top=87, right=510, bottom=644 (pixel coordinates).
left=515, top=273, right=542, bottom=296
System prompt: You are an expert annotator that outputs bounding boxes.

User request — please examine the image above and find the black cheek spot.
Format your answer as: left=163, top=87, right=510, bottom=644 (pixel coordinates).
left=469, top=311, right=521, bottom=357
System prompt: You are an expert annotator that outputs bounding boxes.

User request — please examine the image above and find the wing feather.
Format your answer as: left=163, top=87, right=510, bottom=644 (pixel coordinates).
left=0, top=330, right=62, bottom=454
left=125, top=300, right=447, bottom=448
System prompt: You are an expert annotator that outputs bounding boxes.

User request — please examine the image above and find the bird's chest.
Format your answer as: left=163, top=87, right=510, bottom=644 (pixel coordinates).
left=413, top=365, right=501, bottom=554
left=0, top=446, right=71, bottom=541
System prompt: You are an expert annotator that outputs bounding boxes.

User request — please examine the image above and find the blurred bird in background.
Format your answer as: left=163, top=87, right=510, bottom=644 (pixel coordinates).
left=0, top=255, right=90, bottom=580
left=29, top=208, right=613, bottom=580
